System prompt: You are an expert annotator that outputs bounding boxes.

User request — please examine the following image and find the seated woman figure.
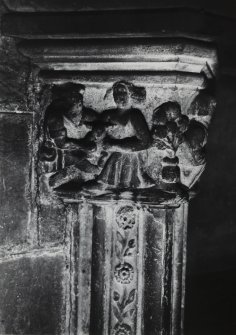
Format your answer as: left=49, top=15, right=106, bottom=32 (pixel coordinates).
left=82, top=80, right=155, bottom=194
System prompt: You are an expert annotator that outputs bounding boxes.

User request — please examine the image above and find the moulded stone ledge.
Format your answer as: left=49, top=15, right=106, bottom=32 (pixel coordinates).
left=18, top=38, right=217, bottom=78
left=2, top=0, right=236, bottom=17
left=38, top=71, right=208, bottom=90
left=2, top=9, right=236, bottom=43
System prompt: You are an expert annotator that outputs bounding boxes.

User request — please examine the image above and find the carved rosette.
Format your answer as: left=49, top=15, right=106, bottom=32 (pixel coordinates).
left=111, top=205, right=138, bottom=335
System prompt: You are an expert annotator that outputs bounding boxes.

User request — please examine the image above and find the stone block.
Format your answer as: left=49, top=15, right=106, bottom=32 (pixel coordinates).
left=0, top=36, right=29, bottom=110
left=0, top=252, right=67, bottom=335
left=39, top=203, right=67, bottom=245
left=0, top=113, right=32, bottom=247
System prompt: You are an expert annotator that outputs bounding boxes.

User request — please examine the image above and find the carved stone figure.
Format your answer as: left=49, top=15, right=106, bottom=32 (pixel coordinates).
left=82, top=81, right=155, bottom=195
left=40, top=83, right=101, bottom=189
left=39, top=82, right=215, bottom=204
left=150, top=101, right=189, bottom=197
left=151, top=101, right=189, bottom=152
left=176, top=91, right=216, bottom=187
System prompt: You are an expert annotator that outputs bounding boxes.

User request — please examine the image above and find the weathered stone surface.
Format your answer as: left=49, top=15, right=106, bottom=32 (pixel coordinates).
left=0, top=252, right=67, bottom=335
left=2, top=10, right=236, bottom=42
left=143, top=208, right=166, bottom=335
left=2, top=0, right=236, bottom=18
left=38, top=203, right=67, bottom=246
left=0, top=113, right=32, bottom=248
left=67, top=203, right=183, bottom=335
left=0, top=37, right=29, bottom=110
left=0, top=3, right=29, bottom=111
left=37, top=77, right=215, bottom=206
left=18, top=39, right=217, bottom=77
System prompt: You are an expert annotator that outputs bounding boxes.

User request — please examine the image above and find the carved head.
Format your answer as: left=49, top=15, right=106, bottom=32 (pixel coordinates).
left=153, top=101, right=182, bottom=126
left=184, top=120, right=207, bottom=150
left=91, top=123, right=106, bottom=140
left=51, top=83, right=85, bottom=125
left=104, top=81, right=146, bottom=109
left=188, top=91, right=216, bottom=127
left=162, top=165, right=180, bottom=183
left=152, top=101, right=189, bottom=149
left=64, top=93, right=84, bottom=125
left=113, top=81, right=132, bottom=109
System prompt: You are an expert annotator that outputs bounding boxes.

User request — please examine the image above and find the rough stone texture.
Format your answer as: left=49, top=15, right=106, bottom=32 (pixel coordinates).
left=0, top=252, right=67, bottom=335
left=2, top=10, right=236, bottom=42
left=0, top=113, right=32, bottom=248
left=2, top=0, right=236, bottom=18
left=0, top=3, right=30, bottom=111
left=0, top=37, right=29, bottom=110
left=67, top=202, right=184, bottom=335
left=38, top=203, right=67, bottom=246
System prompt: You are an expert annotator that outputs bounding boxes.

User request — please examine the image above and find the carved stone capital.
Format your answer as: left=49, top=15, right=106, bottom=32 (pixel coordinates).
left=23, top=40, right=216, bottom=206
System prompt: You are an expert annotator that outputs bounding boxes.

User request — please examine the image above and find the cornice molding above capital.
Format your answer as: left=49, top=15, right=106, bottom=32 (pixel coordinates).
left=18, top=39, right=217, bottom=80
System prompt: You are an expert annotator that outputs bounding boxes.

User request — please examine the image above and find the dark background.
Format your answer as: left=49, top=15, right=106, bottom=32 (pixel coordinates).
left=185, top=74, right=236, bottom=335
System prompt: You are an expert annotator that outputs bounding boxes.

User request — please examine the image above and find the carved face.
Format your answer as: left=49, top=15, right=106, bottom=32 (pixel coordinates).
left=65, top=97, right=83, bottom=125
left=93, top=125, right=106, bottom=140
left=113, top=83, right=131, bottom=109
left=166, top=107, right=181, bottom=122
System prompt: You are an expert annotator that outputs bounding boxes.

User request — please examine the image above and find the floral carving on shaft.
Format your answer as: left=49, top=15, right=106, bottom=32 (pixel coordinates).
left=112, top=323, right=132, bottom=335
left=114, top=263, right=134, bottom=284
left=116, top=206, right=136, bottom=230
left=111, top=205, right=138, bottom=334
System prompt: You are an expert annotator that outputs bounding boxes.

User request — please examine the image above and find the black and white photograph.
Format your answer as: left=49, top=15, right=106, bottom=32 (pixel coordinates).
left=0, top=1, right=235, bottom=334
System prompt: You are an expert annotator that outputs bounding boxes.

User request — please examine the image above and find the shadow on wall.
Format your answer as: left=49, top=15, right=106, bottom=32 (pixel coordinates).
left=185, top=74, right=236, bottom=334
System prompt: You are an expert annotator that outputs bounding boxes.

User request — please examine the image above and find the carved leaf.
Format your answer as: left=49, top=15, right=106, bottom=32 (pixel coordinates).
left=117, top=301, right=122, bottom=311
left=124, top=248, right=132, bottom=257
left=116, top=231, right=127, bottom=256
left=125, top=289, right=136, bottom=306
left=113, top=291, right=120, bottom=302
left=124, top=239, right=136, bottom=256
left=122, top=311, right=129, bottom=318
left=115, top=243, right=122, bottom=259
left=123, top=287, right=128, bottom=302
left=128, top=239, right=135, bottom=248
left=129, top=308, right=136, bottom=318
left=113, top=306, right=123, bottom=323
left=116, top=231, right=124, bottom=244
left=120, top=288, right=128, bottom=311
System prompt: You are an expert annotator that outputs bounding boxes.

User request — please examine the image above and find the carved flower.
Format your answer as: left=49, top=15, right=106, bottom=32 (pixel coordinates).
left=116, top=206, right=135, bottom=230
left=113, top=323, right=132, bottom=335
left=114, top=263, right=134, bottom=284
